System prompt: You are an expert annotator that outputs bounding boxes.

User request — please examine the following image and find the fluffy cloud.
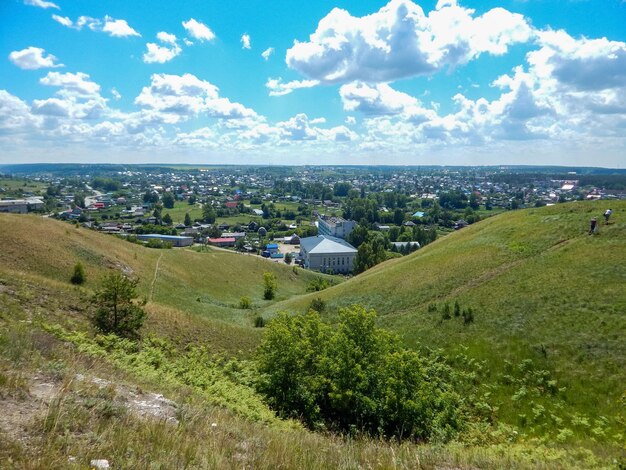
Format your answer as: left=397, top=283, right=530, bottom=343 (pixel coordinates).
left=241, top=34, right=251, bottom=50
left=286, top=0, right=533, bottom=84
left=261, top=47, right=274, bottom=60
left=51, top=14, right=140, bottom=37
left=24, top=0, right=59, bottom=10
left=134, top=73, right=257, bottom=122
left=9, top=47, right=63, bottom=70
left=40, top=72, right=101, bottom=97
left=143, top=32, right=181, bottom=64
left=265, top=78, right=319, bottom=97
left=102, top=16, right=141, bottom=37
left=182, top=19, right=215, bottom=42
left=0, top=90, right=40, bottom=135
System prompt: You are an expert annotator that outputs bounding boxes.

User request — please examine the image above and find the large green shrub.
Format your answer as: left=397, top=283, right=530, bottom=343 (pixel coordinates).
left=256, top=305, right=465, bottom=441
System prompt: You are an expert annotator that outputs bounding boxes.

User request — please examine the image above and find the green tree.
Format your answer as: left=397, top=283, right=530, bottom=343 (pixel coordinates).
left=202, top=204, right=216, bottom=224
left=70, top=262, right=86, bottom=285
left=184, top=212, right=192, bottom=227
left=256, top=305, right=464, bottom=440
left=162, top=191, right=175, bottom=209
left=162, top=213, right=173, bottom=225
left=285, top=252, right=293, bottom=265
left=93, top=272, right=146, bottom=338
left=263, top=272, right=277, bottom=300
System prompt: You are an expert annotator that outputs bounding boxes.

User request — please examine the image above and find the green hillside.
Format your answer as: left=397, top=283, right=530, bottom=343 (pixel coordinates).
left=1, top=205, right=625, bottom=468
left=268, top=200, right=626, bottom=439
left=0, top=214, right=333, bottom=354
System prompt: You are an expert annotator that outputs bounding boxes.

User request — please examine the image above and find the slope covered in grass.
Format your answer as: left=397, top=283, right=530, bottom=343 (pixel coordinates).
left=0, top=214, right=332, bottom=353
left=268, top=200, right=626, bottom=438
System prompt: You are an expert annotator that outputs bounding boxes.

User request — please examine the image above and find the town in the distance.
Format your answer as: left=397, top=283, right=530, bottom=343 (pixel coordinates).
left=1, top=164, right=624, bottom=276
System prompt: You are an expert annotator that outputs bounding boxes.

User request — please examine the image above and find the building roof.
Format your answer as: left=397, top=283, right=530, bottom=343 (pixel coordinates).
left=136, top=234, right=193, bottom=241
left=300, top=235, right=357, bottom=254
left=208, top=237, right=236, bottom=243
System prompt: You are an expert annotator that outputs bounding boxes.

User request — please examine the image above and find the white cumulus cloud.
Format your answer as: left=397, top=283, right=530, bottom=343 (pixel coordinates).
left=182, top=18, right=216, bottom=42
left=102, top=16, right=141, bottom=37
left=40, top=71, right=101, bottom=97
left=9, top=47, right=63, bottom=70
left=134, top=73, right=257, bottom=122
left=143, top=32, right=181, bottom=64
left=50, top=14, right=140, bottom=37
left=286, top=0, right=533, bottom=84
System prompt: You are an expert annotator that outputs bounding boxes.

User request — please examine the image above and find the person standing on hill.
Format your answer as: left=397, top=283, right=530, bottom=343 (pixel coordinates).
left=604, top=209, right=612, bottom=224
left=589, top=217, right=598, bottom=234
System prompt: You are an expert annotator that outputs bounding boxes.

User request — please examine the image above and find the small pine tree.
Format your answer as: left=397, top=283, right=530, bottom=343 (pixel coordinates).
left=184, top=213, right=192, bottom=227
left=93, top=272, right=146, bottom=338
left=70, top=262, right=86, bottom=285
left=254, top=315, right=266, bottom=328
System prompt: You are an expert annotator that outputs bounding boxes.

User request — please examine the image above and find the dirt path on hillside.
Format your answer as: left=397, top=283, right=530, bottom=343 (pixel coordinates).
left=149, top=252, right=163, bottom=302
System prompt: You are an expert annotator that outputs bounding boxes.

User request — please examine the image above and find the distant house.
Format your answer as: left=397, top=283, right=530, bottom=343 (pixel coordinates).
left=136, top=234, right=193, bottom=247
left=252, top=209, right=264, bottom=216
left=0, top=197, right=44, bottom=214
left=454, top=219, right=469, bottom=230
left=318, top=216, right=356, bottom=239
left=207, top=237, right=236, bottom=247
left=221, top=231, right=246, bottom=240
left=284, top=234, right=301, bottom=245
left=224, top=201, right=238, bottom=209
left=265, top=243, right=279, bottom=253
left=299, top=235, right=357, bottom=274
left=412, top=211, right=425, bottom=218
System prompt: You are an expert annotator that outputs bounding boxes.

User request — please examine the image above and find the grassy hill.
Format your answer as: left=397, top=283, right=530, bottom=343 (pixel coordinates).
left=0, top=214, right=332, bottom=354
left=267, top=200, right=626, bottom=441
left=1, top=204, right=625, bottom=468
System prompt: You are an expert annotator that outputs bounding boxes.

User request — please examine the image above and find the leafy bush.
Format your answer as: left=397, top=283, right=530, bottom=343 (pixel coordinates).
left=145, top=238, right=172, bottom=249
left=263, top=272, right=277, bottom=300
left=309, top=297, right=326, bottom=313
left=239, top=296, right=251, bottom=309
left=306, top=277, right=335, bottom=292
left=256, top=305, right=465, bottom=441
left=70, top=262, right=86, bottom=285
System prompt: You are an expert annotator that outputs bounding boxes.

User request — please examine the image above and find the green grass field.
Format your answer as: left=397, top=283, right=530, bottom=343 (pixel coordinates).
left=266, top=200, right=626, bottom=443
left=1, top=202, right=625, bottom=467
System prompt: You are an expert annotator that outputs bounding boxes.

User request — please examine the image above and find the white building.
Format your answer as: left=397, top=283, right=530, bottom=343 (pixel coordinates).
left=318, top=216, right=356, bottom=239
left=299, top=235, right=357, bottom=274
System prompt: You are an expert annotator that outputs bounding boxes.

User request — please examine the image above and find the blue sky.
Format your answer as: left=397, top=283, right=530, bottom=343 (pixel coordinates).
left=1, top=0, right=626, bottom=166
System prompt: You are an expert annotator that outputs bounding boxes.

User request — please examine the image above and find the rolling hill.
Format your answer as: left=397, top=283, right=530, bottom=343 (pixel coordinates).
left=1, top=202, right=624, bottom=468
left=0, top=214, right=334, bottom=354
left=267, top=200, right=626, bottom=437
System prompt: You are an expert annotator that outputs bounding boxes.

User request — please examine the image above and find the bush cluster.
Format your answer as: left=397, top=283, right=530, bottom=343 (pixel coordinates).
left=256, top=305, right=466, bottom=441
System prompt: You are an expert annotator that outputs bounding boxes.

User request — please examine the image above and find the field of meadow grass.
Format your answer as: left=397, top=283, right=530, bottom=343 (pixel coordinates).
left=0, top=203, right=624, bottom=467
